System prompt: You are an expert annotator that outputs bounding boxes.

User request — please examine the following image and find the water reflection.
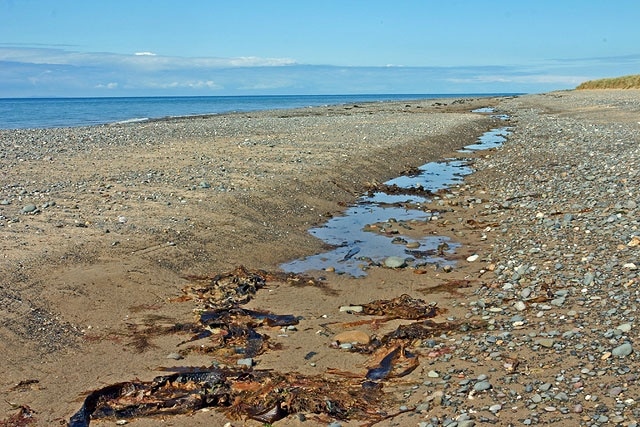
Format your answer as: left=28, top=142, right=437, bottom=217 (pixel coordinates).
left=282, top=123, right=512, bottom=277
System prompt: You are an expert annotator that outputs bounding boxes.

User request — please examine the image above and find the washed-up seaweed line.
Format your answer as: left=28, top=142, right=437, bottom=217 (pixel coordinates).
left=67, top=267, right=482, bottom=426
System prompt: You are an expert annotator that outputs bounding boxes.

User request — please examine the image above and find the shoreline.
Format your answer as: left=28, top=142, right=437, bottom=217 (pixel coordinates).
left=0, top=93, right=521, bottom=130
left=2, top=90, right=640, bottom=426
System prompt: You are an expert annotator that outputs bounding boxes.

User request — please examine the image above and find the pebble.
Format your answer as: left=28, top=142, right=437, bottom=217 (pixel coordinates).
left=535, top=338, right=554, bottom=348
left=473, top=380, right=491, bottom=391
left=166, top=352, right=183, bottom=360
left=384, top=256, right=406, bottom=268
left=21, top=204, right=37, bottom=213
left=237, top=358, right=253, bottom=367
left=466, top=254, right=479, bottom=262
left=612, top=343, right=633, bottom=357
left=616, top=323, right=632, bottom=332
left=339, top=305, right=363, bottom=313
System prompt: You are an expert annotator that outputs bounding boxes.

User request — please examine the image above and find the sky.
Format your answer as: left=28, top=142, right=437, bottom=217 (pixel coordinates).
left=1, top=0, right=639, bottom=97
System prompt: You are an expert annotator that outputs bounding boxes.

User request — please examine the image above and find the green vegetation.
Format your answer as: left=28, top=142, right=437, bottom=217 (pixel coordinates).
left=576, top=74, right=640, bottom=89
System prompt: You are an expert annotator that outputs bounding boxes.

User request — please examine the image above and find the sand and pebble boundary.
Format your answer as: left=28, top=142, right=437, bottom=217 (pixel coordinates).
left=1, top=90, right=640, bottom=426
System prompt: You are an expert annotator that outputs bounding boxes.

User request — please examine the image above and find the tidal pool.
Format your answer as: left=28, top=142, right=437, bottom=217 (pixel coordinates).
left=282, top=120, right=512, bottom=277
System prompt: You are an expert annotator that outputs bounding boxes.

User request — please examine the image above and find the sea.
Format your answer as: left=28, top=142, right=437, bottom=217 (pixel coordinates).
left=0, top=94, right=516, bottom=130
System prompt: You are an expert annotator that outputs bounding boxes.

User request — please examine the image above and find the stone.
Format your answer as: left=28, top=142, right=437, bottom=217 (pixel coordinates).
left=339, top=305, right=363, bottom=313
left=21, top=204, right=37, bottom=213
left=612, top=343, right=633, bottom=357
left=166, top=352, right=183, bottom=360
left=514, top=301, right=526, bottom=311
left=628, top=236, right=640, bottom=247
left=466, top=254, right=480, bottom=262
left=237, top=358, right=253, bottom=367
left=384, top=256, right=406, bottom=268
left=474, top=380, right=492, bottom=391
left=608, top=386, right=623, bottom=397
left=535, top=338, right=555, bottom=348
left=617, top=323, right=632, bottom=333
left=334, top=330, right=370, bottom=345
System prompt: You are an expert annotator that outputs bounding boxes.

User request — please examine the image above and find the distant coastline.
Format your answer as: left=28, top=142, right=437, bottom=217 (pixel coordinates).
left=0, top=93, right=522, bottom=130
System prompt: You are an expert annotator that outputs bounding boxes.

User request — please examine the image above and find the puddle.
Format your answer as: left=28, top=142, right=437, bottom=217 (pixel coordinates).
left=282, top=121, right=512, bottom=277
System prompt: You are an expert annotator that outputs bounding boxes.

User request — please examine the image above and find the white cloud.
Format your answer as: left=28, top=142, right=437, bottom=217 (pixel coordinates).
left=447, top=74, right=586, bottom=86
left=144, top=80, right=222, bottom=90
left=0, top=46, right=296, bottom=69
left=96, top=82, right=119, bottom=89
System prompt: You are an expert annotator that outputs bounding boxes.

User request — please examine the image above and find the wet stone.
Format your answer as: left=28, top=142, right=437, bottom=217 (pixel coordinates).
left=384, top=256, right=406, bottom=268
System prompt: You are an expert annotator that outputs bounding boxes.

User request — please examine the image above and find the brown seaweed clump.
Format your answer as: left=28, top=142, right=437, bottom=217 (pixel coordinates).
left=68, top=368, right=391, bottom=427
left=357, top=293, right=441, bottom=320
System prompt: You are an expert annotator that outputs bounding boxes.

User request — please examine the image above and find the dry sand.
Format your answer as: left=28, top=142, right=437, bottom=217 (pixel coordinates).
left=1, top=91, right=639, bottom=426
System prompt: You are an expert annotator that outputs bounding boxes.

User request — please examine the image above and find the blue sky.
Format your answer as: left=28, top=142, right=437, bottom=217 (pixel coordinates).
left=1, top=0, right=639, bottom=97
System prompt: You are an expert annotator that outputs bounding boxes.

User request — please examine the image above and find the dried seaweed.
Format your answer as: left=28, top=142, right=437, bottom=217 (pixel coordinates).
left=179, top=307, right=298, bottom=359
left=181, top=265, right=267, bottom=309
left=364, top=345, right=419, bottom=380
left=182, top=265, right=331, bottom=306
left=69, top=270, right=463, bottom=426
left=356, top=294, right=440, bottom=320
left=0, top=405, right=36, bottom=427
left=68, top=368, right=390, bottom=427
left=68, top=370, right=231, bottom=427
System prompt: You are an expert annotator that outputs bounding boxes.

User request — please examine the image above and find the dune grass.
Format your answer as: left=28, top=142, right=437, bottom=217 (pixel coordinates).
left=576, top=74, right=640, bottom=89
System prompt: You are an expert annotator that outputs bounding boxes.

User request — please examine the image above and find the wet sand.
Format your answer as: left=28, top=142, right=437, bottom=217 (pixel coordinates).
left=1, top=91, right=639, bottom=426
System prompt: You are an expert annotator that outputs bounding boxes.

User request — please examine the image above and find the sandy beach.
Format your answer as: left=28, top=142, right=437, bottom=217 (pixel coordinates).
left=1, top=90, right=640, bottom=426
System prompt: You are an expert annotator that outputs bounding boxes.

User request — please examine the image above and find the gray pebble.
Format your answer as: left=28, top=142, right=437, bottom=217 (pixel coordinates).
left=384, top=256, right=406, bottom=268
left=474, top=380, right=491, bottom=391
left=612, top=342, right=633, bottom=357
left=21, top=204, right=37, bottom=213
left=237, top=358, right=254, bottom=367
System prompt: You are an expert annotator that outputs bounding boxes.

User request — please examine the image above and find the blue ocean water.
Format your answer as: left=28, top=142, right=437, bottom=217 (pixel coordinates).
left=0, top=94, right=513, bottom=130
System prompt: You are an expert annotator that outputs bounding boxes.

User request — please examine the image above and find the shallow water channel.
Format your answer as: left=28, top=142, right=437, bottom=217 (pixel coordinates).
left=282, top=112, right=510, bottom=277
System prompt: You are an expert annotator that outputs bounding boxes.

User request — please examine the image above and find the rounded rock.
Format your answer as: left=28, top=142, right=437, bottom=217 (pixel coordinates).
left=384, top=256, right=406, bottom=268
left=612, top=343, right=633, bottom=357
left=473, top=380, right=492, bottom=391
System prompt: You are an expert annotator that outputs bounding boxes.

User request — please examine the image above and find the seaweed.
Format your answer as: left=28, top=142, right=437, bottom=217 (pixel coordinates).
left=68, top=368, right=390, bottom=427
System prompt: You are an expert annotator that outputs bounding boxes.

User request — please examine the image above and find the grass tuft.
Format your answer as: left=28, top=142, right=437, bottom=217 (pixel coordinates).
left=576, top=74, right=640, bottom=89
